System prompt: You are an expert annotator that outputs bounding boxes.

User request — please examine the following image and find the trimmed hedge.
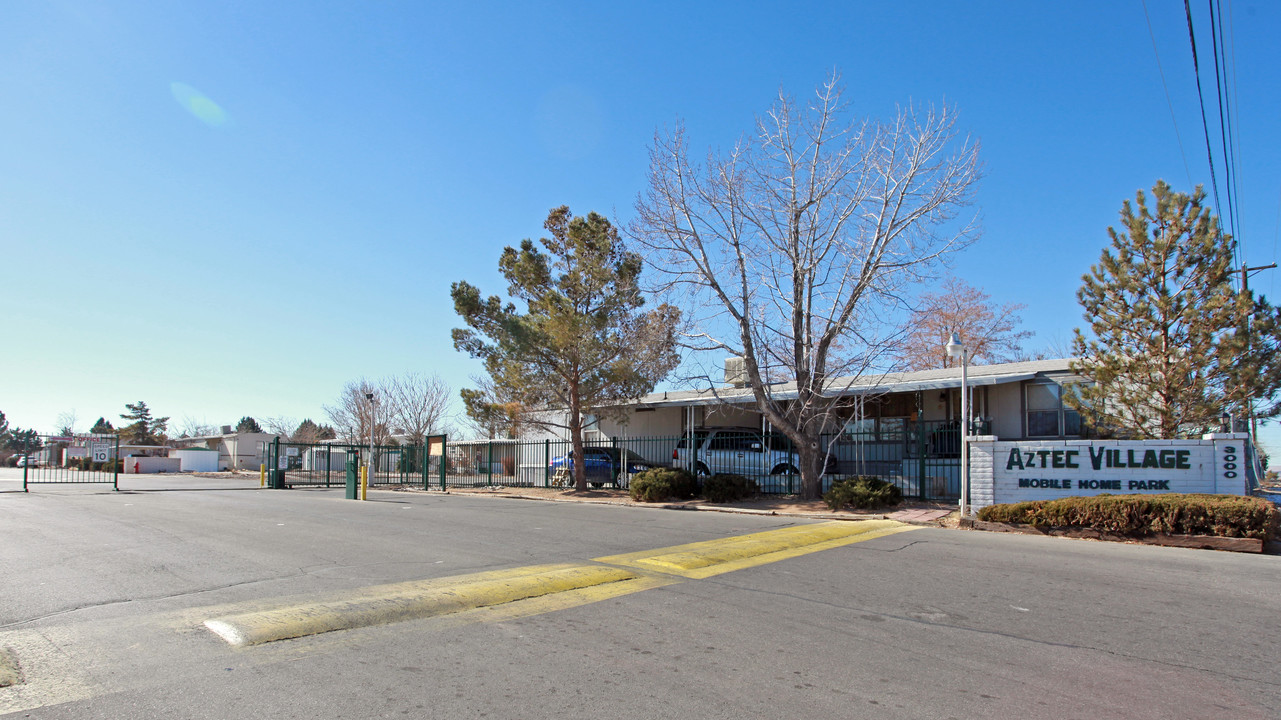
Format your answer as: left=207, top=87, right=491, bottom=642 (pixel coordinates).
left=977, top=494, right=1280, bottom=540
left=823, top=476, right=904, bottom=511
left=629, top=467, right=699, bottom=503
left=702, top=473, right=758, bottom=503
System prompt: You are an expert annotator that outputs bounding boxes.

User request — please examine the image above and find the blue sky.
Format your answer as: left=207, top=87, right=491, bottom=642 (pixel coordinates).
left=3, top=1, right=1279, bottom=452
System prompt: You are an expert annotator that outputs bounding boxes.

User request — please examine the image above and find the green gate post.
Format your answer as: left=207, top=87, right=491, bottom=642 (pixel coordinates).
left=440, top=434, right=448, bottom=491
left=325, top=446, right=331, bottom=488
left=486, top=441, right=493, bottom=487
left=421, top=444, right=428, bottom=490
left=544, top=439, right=550, bottom=488
left=113, top=436, right=120, bottom=491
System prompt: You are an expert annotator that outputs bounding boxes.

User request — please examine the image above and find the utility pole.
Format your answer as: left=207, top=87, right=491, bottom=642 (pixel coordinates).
left=1237, top=263, right=1276, bottom=439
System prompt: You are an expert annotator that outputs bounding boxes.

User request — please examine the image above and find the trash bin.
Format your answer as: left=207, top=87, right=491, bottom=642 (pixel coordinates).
left=269, top=469, right=287, bottom=489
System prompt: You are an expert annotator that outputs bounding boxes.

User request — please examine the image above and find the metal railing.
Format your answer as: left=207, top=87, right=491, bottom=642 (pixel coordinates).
left=256, top=422, right=989, bottom=500
left=18, top=434, right=120, bottom=491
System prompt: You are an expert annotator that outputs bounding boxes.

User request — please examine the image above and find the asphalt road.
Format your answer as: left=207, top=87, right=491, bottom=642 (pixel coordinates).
left=1, top=472, right=1278, bottom=719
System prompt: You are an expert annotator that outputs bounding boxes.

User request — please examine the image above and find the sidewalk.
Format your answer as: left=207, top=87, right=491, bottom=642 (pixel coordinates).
left=398, top=484, right=959, bottom=527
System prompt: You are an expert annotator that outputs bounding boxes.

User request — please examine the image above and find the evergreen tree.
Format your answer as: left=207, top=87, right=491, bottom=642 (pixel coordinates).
left=119, top=401, right=169, bottom=445
left=0, top=412, right=40, bottom=460
left=236, top=416, right=264, bottom=434
left=452, top=206, right=680, bottom=490
left=460, top=386, right=523, bottom=440
left=292, top=418, right=320, bottom=444
left=90, top=417, right=115, bottom=434
left=291, top=418, right=336, bottom=443
left=1069, top=180, right=1281, bottom=438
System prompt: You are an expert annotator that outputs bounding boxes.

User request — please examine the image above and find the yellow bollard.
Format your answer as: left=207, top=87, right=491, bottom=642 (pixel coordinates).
left=360, top=466, right=368, bottom=501
left=260, top=464, right=266, bottom=487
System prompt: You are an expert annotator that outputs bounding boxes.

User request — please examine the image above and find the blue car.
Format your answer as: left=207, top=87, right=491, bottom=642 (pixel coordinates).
left=548, top=447, right=656, bottom=488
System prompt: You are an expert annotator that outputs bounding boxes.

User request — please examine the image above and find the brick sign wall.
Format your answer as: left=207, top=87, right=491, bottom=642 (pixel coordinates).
left=967, top=434, right=1251, bottom=510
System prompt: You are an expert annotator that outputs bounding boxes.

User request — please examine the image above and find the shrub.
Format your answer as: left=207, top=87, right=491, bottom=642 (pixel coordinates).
left=823, top=476, right=904, bottom=511
left=702, top=473, right=758, bottom=503
left=629, top=467, right=699, bottom=503
left=977, top=494, right=1280, bottom=540
left=102, top=459, right=122, bottom=473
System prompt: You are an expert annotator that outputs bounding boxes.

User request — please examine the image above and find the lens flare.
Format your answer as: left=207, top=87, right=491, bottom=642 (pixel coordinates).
left=170, top=82, right=229, bottom=128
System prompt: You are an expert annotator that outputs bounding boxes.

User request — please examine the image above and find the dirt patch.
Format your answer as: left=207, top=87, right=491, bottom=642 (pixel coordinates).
left=0, top=648, right=22, bottom=688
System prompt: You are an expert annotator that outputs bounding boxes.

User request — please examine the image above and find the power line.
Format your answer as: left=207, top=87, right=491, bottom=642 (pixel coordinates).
left=1208, top=0, right=1243, bottom=261
left=1140, top=0, right=1195, bottom=189
left=1183, top=0, right=1235, bottom=269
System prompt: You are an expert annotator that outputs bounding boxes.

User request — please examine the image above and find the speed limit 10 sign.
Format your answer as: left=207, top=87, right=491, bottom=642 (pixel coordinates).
left=91, top=444, right=110, bottom=462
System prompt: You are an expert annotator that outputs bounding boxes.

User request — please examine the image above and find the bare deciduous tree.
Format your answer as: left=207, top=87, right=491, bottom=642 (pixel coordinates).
left=324, top=378, right=388, bottom=445
left=896, top=276, right=1033, bottom=370
left=262, top=416, right=298, bottom=440
left=384, top=372, right=451, bottom=444
left=55, top=410, right=79, bottom=436
left=325, top=373, right=452, bottom=446
left=177, top=416, right=219, bottom=438
left=632, top=75, right=981, bottom=499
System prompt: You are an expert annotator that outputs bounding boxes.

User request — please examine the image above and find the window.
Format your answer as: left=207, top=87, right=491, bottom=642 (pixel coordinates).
left=1025, top=381, right=1082, bottom=438
left=839, top=417, right=908, bottom=442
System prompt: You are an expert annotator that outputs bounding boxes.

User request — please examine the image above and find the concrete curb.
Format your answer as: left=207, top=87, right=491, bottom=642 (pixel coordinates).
left=435, top=488, right=906, bottom=523
left=960, top=517, right=1267, bottom=553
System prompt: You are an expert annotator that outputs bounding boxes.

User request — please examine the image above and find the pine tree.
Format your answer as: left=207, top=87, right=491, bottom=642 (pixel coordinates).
left=1069, top=181, right=1281, bottom=438
left=452, top=206, right=680, bottom=490
left=90, top=417, right=115, bottom=434
left=120, top=401, right=169, bottom=445
left=236, top=416, right=264, bottom=434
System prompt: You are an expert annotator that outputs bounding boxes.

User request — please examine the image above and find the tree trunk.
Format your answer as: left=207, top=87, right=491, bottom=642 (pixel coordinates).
left=569, top=382, right=587, bottom=492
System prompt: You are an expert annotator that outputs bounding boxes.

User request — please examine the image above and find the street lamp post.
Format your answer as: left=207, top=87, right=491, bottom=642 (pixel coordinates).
left=366, top=391, right=376, bottom=499
left=946, top=332, right=969, bottom=517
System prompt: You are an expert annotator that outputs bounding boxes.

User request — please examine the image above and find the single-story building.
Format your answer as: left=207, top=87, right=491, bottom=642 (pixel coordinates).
left=522, top=358, right=1080, bottom=497
left=171, top=431, right=282, bottom=470
left=522, top=358, right=1262, bottom=504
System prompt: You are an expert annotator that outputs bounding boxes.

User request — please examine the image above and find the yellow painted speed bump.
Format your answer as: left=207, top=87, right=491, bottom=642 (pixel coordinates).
left=203, top=520, right=917, bottom=647
left=204, top=564, right=639, bottom=647
left=593, top=520, right=918, bottom=578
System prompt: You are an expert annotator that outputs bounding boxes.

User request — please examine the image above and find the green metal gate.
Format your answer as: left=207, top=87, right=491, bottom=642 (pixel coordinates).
left=20, top=434, right=120, bottom=491
left=261, top=435, right=448, bottom=491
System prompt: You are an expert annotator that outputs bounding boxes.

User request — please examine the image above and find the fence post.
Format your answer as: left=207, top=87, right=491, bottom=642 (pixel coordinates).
left=487, top=441, right=493, bottom=486
left=440, top=434, right=448, bottom=491
left=917, top=422, right=927, bottom=501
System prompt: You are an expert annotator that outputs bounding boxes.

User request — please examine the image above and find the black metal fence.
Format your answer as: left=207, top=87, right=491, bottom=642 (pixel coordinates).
left=257, top=421, right=983, bottom=500
left=439, top=420, right=983, bottom=499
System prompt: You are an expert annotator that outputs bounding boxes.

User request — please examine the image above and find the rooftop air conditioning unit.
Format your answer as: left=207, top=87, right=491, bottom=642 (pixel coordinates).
left=220, top=425, right=233, bottom=435
left=725, top=356, right=747, bottom=388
